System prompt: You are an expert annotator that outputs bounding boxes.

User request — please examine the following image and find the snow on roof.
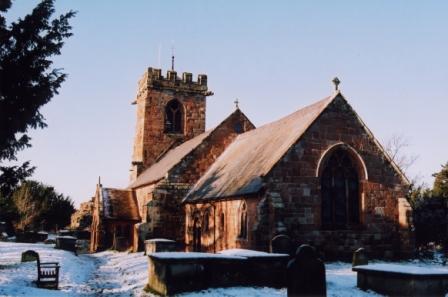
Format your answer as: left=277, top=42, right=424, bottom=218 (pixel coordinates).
left=183, top=94, right=335, bottom=202
left=128, top=131, right=212, bottom=189
left=353, top=263, right=448, bottom=275
left=102, top=188, right=140, bottom=221
left=218, top=249, right=289, bottom=258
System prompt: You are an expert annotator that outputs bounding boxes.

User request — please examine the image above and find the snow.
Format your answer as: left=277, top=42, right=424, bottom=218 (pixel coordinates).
left=218, top=248, right=288, bottom=257
left=145, top=238, right=175, bottom=243
left=2, top=241, right=448, bottom=297
left=56, top=236, right=77, bottom=240
left=150, top=252, right=245, bottom=260
left=0, top=242, right=95, bottom=296
left=354, top=263, right=448, bottom=275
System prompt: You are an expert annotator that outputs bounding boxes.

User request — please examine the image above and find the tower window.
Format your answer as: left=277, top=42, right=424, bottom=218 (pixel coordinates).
left=165, top=99, right=183, bottom=134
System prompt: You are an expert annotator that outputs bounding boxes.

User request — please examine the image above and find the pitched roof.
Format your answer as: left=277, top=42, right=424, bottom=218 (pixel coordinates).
left=183, top=94, right=336, bottom=202
left=102, top=188, right=140, bottom=221
left=128, top=108, right=254, bottom=190
left=128, top=131, right=212, bottom=189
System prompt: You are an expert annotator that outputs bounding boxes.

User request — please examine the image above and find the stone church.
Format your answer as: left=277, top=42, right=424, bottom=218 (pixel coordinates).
left=90, top=66, right=413, bottom=259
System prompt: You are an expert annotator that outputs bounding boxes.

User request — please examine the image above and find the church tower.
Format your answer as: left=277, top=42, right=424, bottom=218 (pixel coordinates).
left=130, top=67, right=212, bottom=181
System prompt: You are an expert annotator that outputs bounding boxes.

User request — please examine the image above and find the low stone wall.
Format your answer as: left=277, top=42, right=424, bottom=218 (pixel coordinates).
left=146, top=250, right=289, bottom=296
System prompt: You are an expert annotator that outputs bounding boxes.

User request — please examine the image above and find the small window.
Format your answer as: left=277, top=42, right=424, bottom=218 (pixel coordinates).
left=239, top=202, right=248, bottom=239
left=165, top=99, right=183, bottom=133
left=203, top=210, right=210, bottom=232
left=234, top=122, right=243, bottom=134
left=220, top=212, right=225, bottom=230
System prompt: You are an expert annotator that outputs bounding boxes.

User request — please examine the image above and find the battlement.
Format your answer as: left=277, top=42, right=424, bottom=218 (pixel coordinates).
left=138, top=67, right=212, bottom=96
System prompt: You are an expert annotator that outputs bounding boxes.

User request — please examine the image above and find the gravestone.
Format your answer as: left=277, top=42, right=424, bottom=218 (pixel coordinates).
left=21, top=250, right=39, bottom=262
left=352, top=248, right=368, bottom=267
left=270, top=234, right=294, bottom=256
left=287, top=244, right=326, bottom=297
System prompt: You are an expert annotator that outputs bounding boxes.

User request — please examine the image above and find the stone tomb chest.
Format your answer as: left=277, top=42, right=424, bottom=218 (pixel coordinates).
left=146, top=249, right=289, bottom=296
left=144, top=238, right=176, bottom=255
left=353, top=264, right=448, bottom=297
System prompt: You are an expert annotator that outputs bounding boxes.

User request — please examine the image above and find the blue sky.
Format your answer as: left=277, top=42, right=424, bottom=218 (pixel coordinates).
left=7, top=1, right=448, bottom=206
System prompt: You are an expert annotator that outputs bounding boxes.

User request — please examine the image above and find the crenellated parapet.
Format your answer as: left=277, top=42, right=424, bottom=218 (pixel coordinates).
left=137, top=67, right=213, bottom=97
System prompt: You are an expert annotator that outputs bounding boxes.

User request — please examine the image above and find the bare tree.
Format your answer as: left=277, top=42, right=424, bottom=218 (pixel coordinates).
left=385, top=134, right=418, bottom=176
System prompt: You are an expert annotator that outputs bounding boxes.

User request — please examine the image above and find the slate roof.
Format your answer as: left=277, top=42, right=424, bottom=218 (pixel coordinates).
left=102, top=188, right=140, bottom=221
left=128, top=131, right=212, bottom=189
left=183, top=94, right=336, bottom=202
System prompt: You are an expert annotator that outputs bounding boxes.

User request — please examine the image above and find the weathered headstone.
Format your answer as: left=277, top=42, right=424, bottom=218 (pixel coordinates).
left=21, top=250, right=39, bottom=262
left=287, top=244, right=326, bottom=297
left=270, top=234, right=294, bottom=256
left=352, top=248, right=368, bottom=267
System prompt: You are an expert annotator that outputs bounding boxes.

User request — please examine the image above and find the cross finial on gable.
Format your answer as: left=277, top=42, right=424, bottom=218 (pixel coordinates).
left=332, top=77, right=341, bottom=91
left=234, top=98, right=240, bottom=109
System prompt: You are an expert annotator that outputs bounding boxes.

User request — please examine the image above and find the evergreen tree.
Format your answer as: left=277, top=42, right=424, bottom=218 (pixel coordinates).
left=12, top=180, right=75, bottom=230
left=433, top=162, right=448, bottom=198
left=0, top=0, right=75, bottom=219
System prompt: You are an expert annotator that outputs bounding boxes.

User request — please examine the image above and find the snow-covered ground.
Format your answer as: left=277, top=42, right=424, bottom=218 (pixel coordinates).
left=0, top=241, right=445, bottom=297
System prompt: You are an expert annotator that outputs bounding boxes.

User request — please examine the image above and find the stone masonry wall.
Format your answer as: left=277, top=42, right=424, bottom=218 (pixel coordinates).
left=130, top=68, right=209, bottom=181
left=185, top=197, right=260, bottom=253
left=252, top=95, right=412, bottom=259
left=133, top=109, right=254, bottom=248
left=169, top=109, right=255, bottom=185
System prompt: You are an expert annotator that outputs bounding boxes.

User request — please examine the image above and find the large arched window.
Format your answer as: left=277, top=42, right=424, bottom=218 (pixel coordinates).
left=165, top=99, right=183, bottom=133
left=321, top=148, right=360, bottom=228
left=239, top=202, right=248, bottom=239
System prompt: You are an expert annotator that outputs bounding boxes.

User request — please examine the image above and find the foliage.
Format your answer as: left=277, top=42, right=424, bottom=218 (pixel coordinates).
left=433, top=162, right=448, bottom=198
left=0, top=0, right=75, bottom=222
left=12, top=180, right=75, bottom=230
left=407, top=183, right=432, bottom=210
left=413, top=196, right=448, bottom=247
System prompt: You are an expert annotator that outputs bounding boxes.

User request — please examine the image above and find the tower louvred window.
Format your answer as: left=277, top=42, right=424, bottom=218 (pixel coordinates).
left=165, top=99, right=183, bottom=133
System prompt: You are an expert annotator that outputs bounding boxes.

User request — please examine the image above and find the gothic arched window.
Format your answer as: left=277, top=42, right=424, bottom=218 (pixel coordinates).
left=321, top=148, right=360, bottom=228
left=239, top=202, right=248, bottom=239
left=165, top=99, right=183, bottom=134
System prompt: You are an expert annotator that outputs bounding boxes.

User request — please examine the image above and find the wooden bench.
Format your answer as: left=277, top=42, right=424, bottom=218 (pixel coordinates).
left=22, top=250, right=60, bottom=289
left=353, top=263, right=448, bottom=297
